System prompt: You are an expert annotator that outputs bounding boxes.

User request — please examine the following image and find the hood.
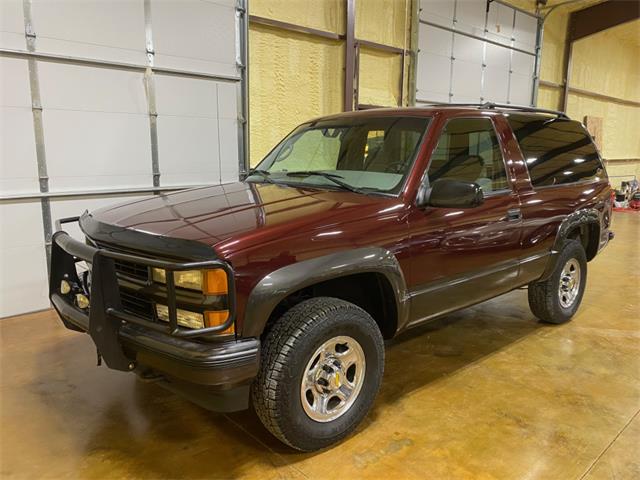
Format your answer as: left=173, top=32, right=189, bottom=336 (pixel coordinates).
left=90, top=182, right=399, bottom=253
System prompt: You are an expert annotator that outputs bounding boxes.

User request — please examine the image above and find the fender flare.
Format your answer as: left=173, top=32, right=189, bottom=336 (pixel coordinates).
left=538, top=207, right=601, bottom=281
left=242, top=247, right=409, bottom=337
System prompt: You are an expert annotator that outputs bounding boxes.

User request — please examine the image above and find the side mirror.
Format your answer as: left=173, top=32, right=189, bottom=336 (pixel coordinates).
left=417, top=178, right=484, bottom=209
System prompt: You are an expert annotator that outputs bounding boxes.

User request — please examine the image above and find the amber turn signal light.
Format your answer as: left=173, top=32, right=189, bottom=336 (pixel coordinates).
left=205, top=310, right=233, bottom=335
left=204, top=269, right=228, bottom=295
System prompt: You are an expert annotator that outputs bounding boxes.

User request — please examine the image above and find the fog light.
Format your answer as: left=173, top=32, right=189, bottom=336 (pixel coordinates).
left=155, top=304, right=204, bottom=329
left=75, top=293, right=90, bottom=309
left=60, top=280, right=71, bottom=294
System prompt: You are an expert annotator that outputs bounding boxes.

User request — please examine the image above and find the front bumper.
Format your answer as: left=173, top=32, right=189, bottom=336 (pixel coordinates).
left=49, top=216, right=260, bottom=412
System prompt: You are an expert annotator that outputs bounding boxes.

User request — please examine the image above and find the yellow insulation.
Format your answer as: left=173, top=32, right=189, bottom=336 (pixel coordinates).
left=251, top=0, right=345, bottom=34
left=357, top=47, right=403, bottom=107
left=355, top=0, right=411, bottom=48
left=248, top=23, right=344, bottom=166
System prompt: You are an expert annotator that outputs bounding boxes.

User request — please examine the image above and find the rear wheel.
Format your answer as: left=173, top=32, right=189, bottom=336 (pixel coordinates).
left=528, top=239, right=587, bottom=324
left=252, top=297, right=384, bottom=451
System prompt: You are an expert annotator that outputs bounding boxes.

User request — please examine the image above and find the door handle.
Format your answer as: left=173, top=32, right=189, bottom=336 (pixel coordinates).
left=506, top=208, right=522, bottom=221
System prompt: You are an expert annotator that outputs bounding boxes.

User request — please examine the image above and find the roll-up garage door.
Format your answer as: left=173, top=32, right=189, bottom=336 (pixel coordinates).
left=416, top=0, right=540, bottom=106
left=0, top=0, right=248, bottom=317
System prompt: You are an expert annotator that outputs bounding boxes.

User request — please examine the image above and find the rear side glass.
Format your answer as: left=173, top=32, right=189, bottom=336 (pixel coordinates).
left=507, top=115, right=605, bottom=187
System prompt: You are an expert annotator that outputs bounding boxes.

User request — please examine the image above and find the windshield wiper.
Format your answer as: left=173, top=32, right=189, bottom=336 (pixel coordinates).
left=284, top=171, right=364, bottom=194
left=244, top=168, right=275, bottom=184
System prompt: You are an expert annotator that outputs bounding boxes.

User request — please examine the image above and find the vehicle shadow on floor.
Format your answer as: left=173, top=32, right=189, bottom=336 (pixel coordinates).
left=30, top=291, right=545, bottom=477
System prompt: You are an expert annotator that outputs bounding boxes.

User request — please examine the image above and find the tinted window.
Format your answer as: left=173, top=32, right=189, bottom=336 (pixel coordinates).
left=428, top=118, right=509, bottom=194
left=255, top=116, right=430, bottom=194
left=507, top=115, right=604, bottom=187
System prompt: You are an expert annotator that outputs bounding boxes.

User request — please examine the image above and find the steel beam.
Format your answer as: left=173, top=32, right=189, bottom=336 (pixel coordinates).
left=344, top=0, right=356, bottom=111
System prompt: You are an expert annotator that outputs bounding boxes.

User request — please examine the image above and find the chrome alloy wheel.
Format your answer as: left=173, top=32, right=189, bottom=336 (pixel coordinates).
left=300, top=336, right=366, bottom=423
left=558, top=258, right=581, bottom=308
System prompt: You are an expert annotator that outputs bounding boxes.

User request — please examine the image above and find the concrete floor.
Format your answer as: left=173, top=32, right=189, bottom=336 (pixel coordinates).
left=1, top=213, right=639, bottom=479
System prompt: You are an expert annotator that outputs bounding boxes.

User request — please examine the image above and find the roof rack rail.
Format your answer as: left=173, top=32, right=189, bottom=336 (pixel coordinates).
left=419, top=102, right=569, bottom=119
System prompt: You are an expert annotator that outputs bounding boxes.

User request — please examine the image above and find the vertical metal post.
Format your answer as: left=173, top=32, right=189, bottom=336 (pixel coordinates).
left=143, top=0, right=160, bottom=188
left=506, top=9, right=516, bottom=105
left=531, top=15, right=544, bottom=107
left=23, top=0, right=53, bottom=270
left=407, top=0, right=420, bottom=106
left=561, top=40, right=573, bottom=113
left=344, top=0, right=356, bottom=111
left=236, top=0, right=249, bottom=173
left=448, top=0, right=457, bottom=103
left=480, top=3, right=490, bottom=102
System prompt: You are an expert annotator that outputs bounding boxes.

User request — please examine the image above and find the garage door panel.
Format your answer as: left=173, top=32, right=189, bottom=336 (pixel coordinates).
left=1, top=57, right=32, bottom=108
left=511, top=51, right=535, bottom=76
left=484, top=67, right=509, bottom=103
left=219, top=117, right=239, bottom=183
left=38, top=63, right=147, bottom=114
left=0, top=0, right=26, bottom=50
left=419, top=24, right=452, bottom=56
left=485, top=42, right=511, bottom=69
left=514, top=11, right=538, bottom=53
left=455, top=1, right=486, bottom=37
left=509, top=72, right=533, bottom=105
left=486, top=3, right=514, bottom=47
left=154, top=75, right=219, bottom=117
left=151, top=0, right=237, bottom=78
left=0, top=203, right=49, bottom=316
left=43, top=110, right=152, bottom=191
left=451, top=60, right=482, bottom=101
left=416, top=52, right=451, bottom=100
left=417, top=1, right=538, bottom=108
left=0, top=107, right=39, bottom=194
left=31, top=0, right=146, bottom=64
left=157, top=116, right=221, bottom=186
left=0, top=244, right=49, bottom=317
left=453, top=34, right=484, bottom=63
left=217, top=82, right=239, bottom=120
left=420, top=0, right=454, bottom=27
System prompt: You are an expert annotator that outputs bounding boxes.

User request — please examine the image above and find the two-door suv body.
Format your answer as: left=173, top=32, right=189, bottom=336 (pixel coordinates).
left=50, top=104, right=613, bottom=451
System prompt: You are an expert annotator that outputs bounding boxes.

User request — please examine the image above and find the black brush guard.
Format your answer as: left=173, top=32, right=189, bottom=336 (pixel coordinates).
left=50, top=216, right=237, bottom=372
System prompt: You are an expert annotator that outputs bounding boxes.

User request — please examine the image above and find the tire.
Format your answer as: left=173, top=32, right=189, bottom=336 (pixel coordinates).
left=251, top=297, right=384, bottom=451
left=528, top=239, right=587, bottom=324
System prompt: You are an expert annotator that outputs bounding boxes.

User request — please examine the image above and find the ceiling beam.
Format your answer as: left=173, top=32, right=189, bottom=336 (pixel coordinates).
left=568, top=0, right=640, bottom=43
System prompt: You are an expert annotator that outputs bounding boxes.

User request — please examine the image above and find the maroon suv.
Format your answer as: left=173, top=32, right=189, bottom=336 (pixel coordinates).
left=50, top=104, right=613, bottom=451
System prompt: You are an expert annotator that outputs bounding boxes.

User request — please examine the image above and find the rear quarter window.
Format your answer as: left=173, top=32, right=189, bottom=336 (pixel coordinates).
left=507, top=114, right=605, bottom=187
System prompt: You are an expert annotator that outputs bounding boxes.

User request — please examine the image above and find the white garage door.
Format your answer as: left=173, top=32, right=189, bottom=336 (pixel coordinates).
left=416, top=0, right=540, bottom=106
left=0, top=0, right=248, bottom=317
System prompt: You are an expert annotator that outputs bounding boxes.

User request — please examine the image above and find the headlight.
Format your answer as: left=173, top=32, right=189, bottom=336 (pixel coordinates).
left=152, top=268, right=228, bottom=295
left=155, top=304, right=233, bottom=334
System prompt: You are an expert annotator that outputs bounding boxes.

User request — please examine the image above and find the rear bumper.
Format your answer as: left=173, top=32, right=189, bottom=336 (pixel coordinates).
left=49, top=215, right=259, bottom=412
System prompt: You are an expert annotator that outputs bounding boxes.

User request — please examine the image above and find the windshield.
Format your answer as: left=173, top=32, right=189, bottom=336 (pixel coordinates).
left=249, top=116, right=430, bottom=195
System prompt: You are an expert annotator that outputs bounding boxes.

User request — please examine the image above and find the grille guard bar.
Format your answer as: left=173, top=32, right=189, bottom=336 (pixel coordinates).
left=50, top=217, right=237, bottom=370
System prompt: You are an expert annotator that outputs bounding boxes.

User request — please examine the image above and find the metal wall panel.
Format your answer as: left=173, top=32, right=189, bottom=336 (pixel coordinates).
left=416, top=0, right=541, bottom=106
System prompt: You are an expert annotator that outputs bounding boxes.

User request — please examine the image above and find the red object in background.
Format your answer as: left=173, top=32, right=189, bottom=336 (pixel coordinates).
left=629, top=193, right=640, bottom=210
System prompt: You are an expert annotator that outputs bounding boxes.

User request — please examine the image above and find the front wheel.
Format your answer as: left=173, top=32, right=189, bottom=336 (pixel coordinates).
left=252, top=297, right=384, bottom=451
left=528, top=239, right=587, bottom=324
